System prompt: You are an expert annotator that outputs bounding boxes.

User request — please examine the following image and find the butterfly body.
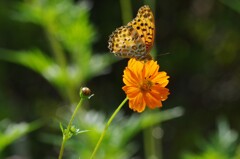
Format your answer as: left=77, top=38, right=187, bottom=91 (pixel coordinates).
left=108, top=5, right=155, bottom=61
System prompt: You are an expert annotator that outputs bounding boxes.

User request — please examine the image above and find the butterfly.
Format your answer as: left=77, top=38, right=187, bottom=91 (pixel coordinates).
left=108, top=5, right=155, bottom=61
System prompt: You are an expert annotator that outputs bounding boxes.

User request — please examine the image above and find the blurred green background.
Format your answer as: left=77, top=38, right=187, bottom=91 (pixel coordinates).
left=0, top=0, right=240, bottom=158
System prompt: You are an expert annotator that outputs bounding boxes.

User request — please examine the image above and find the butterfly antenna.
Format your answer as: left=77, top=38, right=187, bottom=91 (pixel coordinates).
left=159, top=52, right=171, bottom=56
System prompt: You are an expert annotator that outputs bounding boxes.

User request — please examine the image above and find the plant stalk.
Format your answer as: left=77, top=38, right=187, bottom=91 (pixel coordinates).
left=58, top=98, right=84, bottom=159
left=89, top=97, right=128, bottom=159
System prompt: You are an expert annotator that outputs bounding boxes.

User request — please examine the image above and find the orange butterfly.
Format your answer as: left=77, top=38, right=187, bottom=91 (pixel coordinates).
left=108, top=5, right=155, bottom=61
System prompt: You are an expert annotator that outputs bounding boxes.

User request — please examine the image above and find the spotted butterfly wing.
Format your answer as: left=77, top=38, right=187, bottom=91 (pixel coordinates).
left=108, top=26, right=147, bottom=59
left=108, top=5, right=155, bottom=61
left=127, top=5, right=155, bottom=54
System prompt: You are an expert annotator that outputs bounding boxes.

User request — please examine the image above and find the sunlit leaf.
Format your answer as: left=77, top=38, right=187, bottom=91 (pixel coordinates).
left=0, top=120, right=42, bottom=151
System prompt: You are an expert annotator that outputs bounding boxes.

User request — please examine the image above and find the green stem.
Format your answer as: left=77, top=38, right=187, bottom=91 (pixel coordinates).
left=58, top=135, right=67, bottom=159
left=58, top=98, right=84, bottom=159
left=89, top=97, right=128, bottom=159
left=45, top=27, right=66, bottom=68
left=67, top=98, right=84, bottom=131
left=119, top=0, right=132, bottom=24
left=143, top=0, right=156, bottom=13
left=143, top=126, right=162, bottom=159
left=45, top=27, right=77, bottom=103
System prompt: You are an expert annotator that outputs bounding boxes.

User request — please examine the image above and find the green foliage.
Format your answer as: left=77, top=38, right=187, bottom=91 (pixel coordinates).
left=3, top=0, right=239, bottom=158
left=42, top=107, right=183, bottom=159
left=0, top=119, right=42, bottom=152
left=0, top=0, right=114, bottom=103
left=0, top=0, right=119, bottom=158
left=182, top=118, right=239, bottom=159
left=221, top=0, right=240, bottom=14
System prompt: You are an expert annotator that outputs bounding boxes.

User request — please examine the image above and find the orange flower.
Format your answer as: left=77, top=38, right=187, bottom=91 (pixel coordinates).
left=122, top=59, right=170, bottom=112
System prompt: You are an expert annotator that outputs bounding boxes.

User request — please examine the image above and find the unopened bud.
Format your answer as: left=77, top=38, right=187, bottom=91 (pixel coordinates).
left=80, top=87, right=94, bottom=99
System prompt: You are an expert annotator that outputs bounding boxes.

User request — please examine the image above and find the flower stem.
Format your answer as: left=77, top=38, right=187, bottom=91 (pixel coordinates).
left=143, top=126, right=162, bottom=159
left=67, top=98, right=84, bottom=131
left=120, top=0, right=132, bottom=24
left=45, top=27, right=77, bottom=104
left=58, top=98, right=84, bottom=159
left=45, top=27, right=66, bottom=69
left=58, top=135, right=67, bottom=159
left=89, top=97, right=128, bottom=159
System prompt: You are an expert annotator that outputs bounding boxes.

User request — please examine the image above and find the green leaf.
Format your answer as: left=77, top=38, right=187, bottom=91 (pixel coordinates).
left=69, top=125, right=90, bottom=136
left=0, top=48, right=75, bottom=90
left=59, top=122, right=64, bottom=133
left=119, top=107, right=184, bottom=145
left=0, top=48, right=65, bottom=86
left=0, top=119, right=42, bottom=151
left=220, top=0, right=240, bottom=14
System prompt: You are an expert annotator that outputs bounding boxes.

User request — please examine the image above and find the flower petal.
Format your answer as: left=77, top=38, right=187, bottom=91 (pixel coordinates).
left=145, top=60, right=159, bottom=78
left=152, top=72, right=169, bottom=87
left=122, top=86, right=140, bottom=99
left=129, top=93, right=146, bottom=112
left=143, top=92, right=162, bottom=109
left=129, top=59, right=144, bottom=81
left=122, top=58, right=170, bottom=113
left=123, top=68, right=139, bottom=86
left=151, top=86, right=170, bottom=101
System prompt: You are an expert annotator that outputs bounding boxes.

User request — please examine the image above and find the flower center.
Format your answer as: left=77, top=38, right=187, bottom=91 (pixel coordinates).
left=140, top=79, right=153, bottom=92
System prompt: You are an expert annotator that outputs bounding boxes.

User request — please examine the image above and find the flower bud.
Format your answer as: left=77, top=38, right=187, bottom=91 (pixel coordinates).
left=80, top=87, right=94, bottom=99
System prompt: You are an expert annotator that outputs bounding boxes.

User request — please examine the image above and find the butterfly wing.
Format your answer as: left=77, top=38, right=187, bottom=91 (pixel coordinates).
left=108, top=5, right=155, bottom=61
left=108, top=25, right=146, bottom=59
left=128, top=5, right=155, bottom=54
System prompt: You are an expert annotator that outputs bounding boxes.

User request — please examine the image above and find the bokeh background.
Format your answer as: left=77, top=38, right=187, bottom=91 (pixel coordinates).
left=0, top=0, right=240, bottom=159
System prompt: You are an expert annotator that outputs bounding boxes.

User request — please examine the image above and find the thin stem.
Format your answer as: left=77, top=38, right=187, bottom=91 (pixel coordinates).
left=45, top=27, right=66, bottom=68
left=89, top=97, right=128, bottom=159
left=67, top=98, right=84, bottom=131
left=58, top=98, right=84, bottom=159
left=143, top=126, right=161, bottom=159
left=143, top=0, right=156, bottom=13
left=155, top=127, right=163, bottom=159
left=119, top=0, right=132, bottom=24
left=58, top=136, right=67, bottom=159
left=45, top=27, right=77, bottom=103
